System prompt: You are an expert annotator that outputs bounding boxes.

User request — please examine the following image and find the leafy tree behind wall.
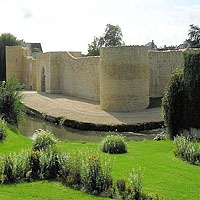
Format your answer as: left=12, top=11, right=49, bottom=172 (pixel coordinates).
left=100, top=24, right=124, bottom=47
left=87, top=24, right=124, bottom=56
left=0, top=33, right=20, bottom=81
left=187, top=24, right=200, bottom=48
left=87, top=37, right=101, bottom=56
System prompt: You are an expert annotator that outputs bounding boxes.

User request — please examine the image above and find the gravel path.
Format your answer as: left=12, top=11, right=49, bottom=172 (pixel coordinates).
left=22, top=91, right=162, bottom=125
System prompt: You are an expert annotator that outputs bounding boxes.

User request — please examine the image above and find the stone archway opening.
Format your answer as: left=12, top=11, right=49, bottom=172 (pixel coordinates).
left=41, top=66, right=46, bottom=92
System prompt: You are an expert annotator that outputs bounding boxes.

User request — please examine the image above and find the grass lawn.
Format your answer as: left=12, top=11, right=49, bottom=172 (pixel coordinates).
left=0, top=126, right=200, bottom=200
left=0, top=181, right=108, bottom=200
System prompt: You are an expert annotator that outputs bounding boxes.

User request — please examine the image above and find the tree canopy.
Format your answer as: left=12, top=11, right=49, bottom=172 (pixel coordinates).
left=87, top=37, right=101, bottom=56
left=0, top=33, right=20, bottom=81
left=187, top=24, right=200, bottom=48
left=87, top=24, right=124, bottom=56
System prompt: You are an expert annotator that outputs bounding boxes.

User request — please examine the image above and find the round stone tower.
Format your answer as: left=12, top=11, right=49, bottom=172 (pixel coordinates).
left=100, top=46, right=149, bottom=112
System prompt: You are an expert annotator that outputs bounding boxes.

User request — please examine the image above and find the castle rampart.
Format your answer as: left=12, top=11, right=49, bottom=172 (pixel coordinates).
left=36, top=52, right=100, bottom=101
left=149, top=50, right=185, bottom=97
left=6, top=45, right=189, bottom=112
left=100, top=46, right=149, bottom=111
left=6, top=46, right=37, bottom=90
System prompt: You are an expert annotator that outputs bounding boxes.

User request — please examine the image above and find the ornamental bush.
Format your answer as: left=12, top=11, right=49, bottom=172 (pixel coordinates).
left=32, top=129, right=57, bottom=151
left=0, top=76, right=24, bottom=126
left=162, top=68, right=185, bottom=139
left=101, top=134, right=127, bottom=154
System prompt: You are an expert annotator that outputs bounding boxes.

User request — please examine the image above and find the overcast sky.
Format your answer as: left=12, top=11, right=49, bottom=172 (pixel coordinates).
left=0, top=0, right=200, bottom=53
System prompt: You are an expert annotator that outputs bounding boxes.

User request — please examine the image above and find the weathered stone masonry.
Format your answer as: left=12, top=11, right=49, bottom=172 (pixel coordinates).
left=6, top=45, right=186, bottom=112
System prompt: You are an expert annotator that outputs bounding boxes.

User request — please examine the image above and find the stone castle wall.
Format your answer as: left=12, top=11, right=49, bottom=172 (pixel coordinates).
left=6, top=45, right=188, bottom=112
left=149, top=50, right=185, bottom=97
left=100, top=46, right=149, bottom=111
left=6, top=46, right=37, bottom=90
left=36, top=52, right=100, bottom=101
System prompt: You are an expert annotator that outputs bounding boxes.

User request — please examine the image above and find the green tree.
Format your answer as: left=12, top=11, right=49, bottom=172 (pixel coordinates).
left=87, top=24, right=124, bottom=56
left=162, top=52, right=200, bottom=139
left=183, top=52, right=200, bottom=128
left=87, top=37, right=100, bottom=56
left=187, top=24, right=200, bottom=48
left=162, top=68, right=185, bottom=139
left=0, top=33, right=20, bottom=81
left=0, top=76, right=24, bottom=126
left=100, top=24, right=124, bottom=47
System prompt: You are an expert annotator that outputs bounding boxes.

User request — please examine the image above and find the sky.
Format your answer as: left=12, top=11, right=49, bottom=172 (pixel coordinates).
left=0, top=0, right=200, bottom=54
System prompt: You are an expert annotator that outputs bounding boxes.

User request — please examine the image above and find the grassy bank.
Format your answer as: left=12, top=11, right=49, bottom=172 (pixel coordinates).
left=0, top=126, right=200, bottom=199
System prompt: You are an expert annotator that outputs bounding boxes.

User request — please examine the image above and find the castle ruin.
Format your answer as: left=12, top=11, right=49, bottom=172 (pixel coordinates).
left=6, top=45, right=186, bottom=112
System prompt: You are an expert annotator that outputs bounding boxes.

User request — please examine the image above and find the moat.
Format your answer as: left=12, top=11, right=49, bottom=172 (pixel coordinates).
left=19, top=115, right=158, bottom=142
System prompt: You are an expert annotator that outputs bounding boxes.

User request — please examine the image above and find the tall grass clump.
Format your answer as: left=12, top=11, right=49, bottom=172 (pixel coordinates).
left=39, top=146, right=71, bottom=180
left=0, top=118, right=7, bottom=140
left=32, top=129, right=57, bottom=151
left=174, top=136, right=200, bottom=165
left=0, top=150, right=30, bottom=183
left=81, top=151, right=113, bottom=196
left=101, top=134, right=127, bottom=154
left=116, top=168, right=164, bottom=200
left=65, top=151, right=82, bottom=188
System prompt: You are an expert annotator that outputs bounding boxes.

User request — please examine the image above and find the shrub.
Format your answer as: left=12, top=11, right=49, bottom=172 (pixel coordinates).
left=101, top=134, right=127, bottom=154
left=40, top=146, right=71, bottom=180
left=32, top=129, right=57, bottom=151
left=128, top=168, right=143, bottom=199
left=154, top=130, right=167, bottom=141
left=81, top=152, right=113, bottom=195
left=0, top=154, right=15, bottom=183
left=0, top=118, right=7, bottom=140
left=0, top=76, right=24, bottom=126
left=65, top=151, right=82, bottom=187
left=57, top=151, right=71, bottom=181
left=14, top=150, right=30, bottom=182
left=116, top=179, right=126, bottom=198
left=0, top=150, right=30, bottom=183
left=174, top=136, right=200, bottom=165
left=162, top=68, right=185, bottom=139
left=28, top=150, right=41, bottom=180
left=183, top=52, right=200, bottom=129
left=117, top=168, right=164, bottom=200
left=162, top=52, right=200, bottom=139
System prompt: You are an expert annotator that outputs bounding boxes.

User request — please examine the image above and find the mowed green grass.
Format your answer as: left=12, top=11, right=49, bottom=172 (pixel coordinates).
left=0, top=181, right=108, bottom=200
left=0, top=126, right=200, bottom=200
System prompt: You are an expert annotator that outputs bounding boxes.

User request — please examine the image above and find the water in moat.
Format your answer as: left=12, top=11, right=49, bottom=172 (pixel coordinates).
left=19, top=115, right=158, bottom=142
